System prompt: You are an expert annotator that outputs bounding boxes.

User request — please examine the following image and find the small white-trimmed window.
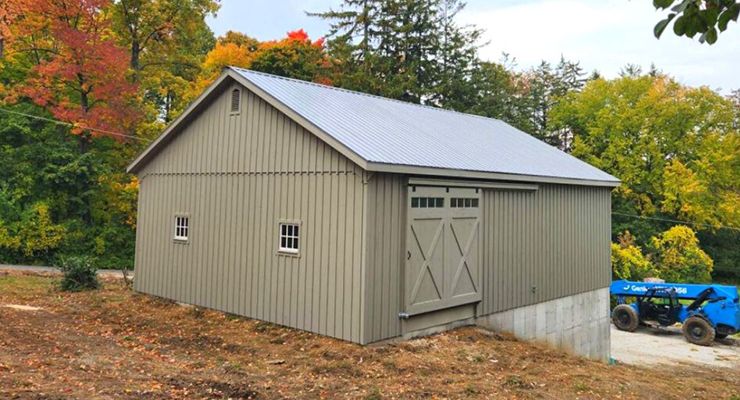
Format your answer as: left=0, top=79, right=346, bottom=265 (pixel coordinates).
left=450, top=197, right=479, bottom=208
left=411, top=197, right=444, bottom=208
left=278, top=222, right=300, bottom=254
left=230, top=88, right=241, bottom=114
left=174, top=215, right=189, bottom=241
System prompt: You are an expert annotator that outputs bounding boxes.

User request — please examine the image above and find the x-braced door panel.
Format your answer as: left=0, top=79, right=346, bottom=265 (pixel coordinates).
left=405, top=186, right=481, bottom=316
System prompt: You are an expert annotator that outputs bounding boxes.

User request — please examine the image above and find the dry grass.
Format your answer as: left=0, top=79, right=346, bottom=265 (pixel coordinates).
left=0, top=271, right=738, bottom=399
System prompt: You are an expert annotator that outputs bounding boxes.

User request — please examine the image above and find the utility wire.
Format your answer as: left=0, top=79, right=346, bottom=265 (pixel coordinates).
left=0, top=107, right=151, bottom=142
left=612, top=212, right=740, bottom=232
left=1, top=107, right=737, bottom=232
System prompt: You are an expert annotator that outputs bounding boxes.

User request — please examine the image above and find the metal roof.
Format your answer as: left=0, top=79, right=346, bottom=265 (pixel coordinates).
left=231, top=67, right=619, bottom=186
left=128, top=68, right=618, bottom=186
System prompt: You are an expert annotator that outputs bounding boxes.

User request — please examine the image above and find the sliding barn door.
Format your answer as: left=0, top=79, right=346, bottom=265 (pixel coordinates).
left=404, top=186, right=481, bottom=316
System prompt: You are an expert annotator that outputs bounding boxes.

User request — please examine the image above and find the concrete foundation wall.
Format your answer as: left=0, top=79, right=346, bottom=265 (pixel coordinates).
left=475, top=287, right=610, bottom=361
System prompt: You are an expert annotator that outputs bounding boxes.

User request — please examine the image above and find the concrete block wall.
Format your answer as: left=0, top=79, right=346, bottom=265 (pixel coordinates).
left=475, top=287, right=611, bottom=361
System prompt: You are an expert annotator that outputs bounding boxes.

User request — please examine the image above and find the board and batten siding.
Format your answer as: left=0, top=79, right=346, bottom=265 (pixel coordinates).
left=134, top=83, right=367, bottom=342
left=478, top=184, right=612, bottom=316
left=361, top=175, right=612, bottom=343
left=362, top=173, right=407, bottom=342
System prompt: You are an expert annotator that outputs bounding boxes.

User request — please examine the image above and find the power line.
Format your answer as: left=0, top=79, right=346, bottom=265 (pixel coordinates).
left=612, top=212, right=740, bottom=232
left=1, top=107, right=737, bottom=232
left=0, top=107, right=151, bottom=142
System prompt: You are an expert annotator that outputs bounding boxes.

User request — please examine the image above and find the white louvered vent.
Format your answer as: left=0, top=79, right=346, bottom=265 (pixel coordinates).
left=230, top=88, right=241, bottom=113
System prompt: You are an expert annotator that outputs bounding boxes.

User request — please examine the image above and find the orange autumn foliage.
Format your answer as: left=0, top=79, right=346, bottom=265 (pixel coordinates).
left=0, top=0, right=21, bottom=55
left=201, top=42, right=256, bottom=75
left=8, top=0, right=141, bottom=140
left=285, top=28, right=325, bottom=47
left=192, top=29, right=330, bottom=97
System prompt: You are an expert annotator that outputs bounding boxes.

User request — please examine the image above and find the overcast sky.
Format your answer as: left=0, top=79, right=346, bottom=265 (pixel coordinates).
left=206, top=0, right=740, bottom=93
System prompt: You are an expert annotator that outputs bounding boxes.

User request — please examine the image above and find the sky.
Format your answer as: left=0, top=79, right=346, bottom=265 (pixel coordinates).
left=206, top=0, right=740, bottom=93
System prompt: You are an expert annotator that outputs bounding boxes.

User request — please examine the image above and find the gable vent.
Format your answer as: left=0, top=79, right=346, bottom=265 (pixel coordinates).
left=230, top=88, right=241, bottom=113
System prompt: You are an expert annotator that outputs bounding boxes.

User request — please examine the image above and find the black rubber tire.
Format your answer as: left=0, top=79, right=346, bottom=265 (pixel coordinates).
left=612, top=304, right=639, bottom=332
left=682, top=316, right=715, bottom=346
left=715, top=333, right=728, bottom=340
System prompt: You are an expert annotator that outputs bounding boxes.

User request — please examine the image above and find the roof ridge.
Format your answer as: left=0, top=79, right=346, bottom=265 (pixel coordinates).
left=229, top=66, right=499, bottom=122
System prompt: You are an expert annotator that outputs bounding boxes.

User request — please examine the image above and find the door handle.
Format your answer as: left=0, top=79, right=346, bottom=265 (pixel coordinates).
left=407, top=250, right=411, bottom=260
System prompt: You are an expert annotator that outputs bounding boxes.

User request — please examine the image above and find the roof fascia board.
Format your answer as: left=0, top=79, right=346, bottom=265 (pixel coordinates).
left=368, top=162, right=620, bottom=188
left=126, top=73, right=233, bottom=174
left=408, top=177, right=538, bottom=191
left=228, top=70, right=370, bottom=171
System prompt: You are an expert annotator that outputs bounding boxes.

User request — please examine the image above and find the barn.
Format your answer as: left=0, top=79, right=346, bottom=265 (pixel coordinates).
left=127, top=67, right=619, bottom=361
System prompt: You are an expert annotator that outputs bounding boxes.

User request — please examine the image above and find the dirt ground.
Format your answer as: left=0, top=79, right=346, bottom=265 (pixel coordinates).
left=1, top=272, right=738, bottom=399
left=611, top=325, right=739, bottom=369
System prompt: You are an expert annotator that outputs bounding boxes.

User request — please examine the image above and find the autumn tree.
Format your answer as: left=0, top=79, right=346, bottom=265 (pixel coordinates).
left=611, top=231, right=656, bottom=281
left=112, top=0, right=218, bottom=71
left=250, top=29, right=330, bottom=83
left=8, top=0, right=140, bottom=147
left=193, top=29, right=331, bottom=95
left=111, top=0, right=218, bottom=123
left=650, top=226, right=714, bottom=283
left=199, top=31, right=260, bottom=80
left=218, top=30, right=260, bottom=49
left=552, top=73, right=739, bottom=279
left=0, top=0, right=21, bottom=57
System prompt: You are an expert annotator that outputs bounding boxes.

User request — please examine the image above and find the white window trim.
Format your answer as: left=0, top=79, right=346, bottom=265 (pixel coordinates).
left=230, top=88, right=241, bottom=115
left=174, top=214, right=190, bottom=243
left=278, top=220, right=301, bottom=256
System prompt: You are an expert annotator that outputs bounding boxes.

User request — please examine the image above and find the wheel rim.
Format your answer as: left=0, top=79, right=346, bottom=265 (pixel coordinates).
left=689, top=323, right=705, bottom=340
left=617, top=310, right=630, bottom=326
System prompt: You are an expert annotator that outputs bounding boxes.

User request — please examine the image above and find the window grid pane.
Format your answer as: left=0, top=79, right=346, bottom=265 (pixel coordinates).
left=411, top=197, right=445, bottom=208
left=450, top=198, right=479, bottom=208
left=279, top=223, right=300, bottom=252
left=175, top=216, right=189, bottom=240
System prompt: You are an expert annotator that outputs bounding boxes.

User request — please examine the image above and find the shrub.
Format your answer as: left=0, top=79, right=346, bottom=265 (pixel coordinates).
left=650, top=225, right=713, bottom=283
left=611, top=231, right=655, bottom=281
left=58, top=256, right=99, bottom=292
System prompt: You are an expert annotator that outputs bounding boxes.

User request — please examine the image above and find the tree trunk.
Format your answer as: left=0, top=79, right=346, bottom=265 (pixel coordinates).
left=131, top=40, right=140, bottom=71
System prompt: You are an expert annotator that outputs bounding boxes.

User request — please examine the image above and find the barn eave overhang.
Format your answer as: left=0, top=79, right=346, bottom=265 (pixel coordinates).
left=127, top=69, right=620, bottom=189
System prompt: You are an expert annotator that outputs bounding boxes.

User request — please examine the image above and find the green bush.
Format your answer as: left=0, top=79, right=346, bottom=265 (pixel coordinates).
left=611, top=231, right=656, bottom=281
left=650, top=225, right=713, bottom=283
left=58, top=256, right=99, bottom=292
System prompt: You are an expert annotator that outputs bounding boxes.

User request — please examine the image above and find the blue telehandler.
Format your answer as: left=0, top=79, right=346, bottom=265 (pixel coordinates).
left=610, top=280, right=740, bottom=346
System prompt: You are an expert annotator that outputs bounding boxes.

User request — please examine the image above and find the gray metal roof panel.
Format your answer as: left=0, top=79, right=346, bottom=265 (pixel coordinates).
left=232, top=67, right=619, bottom=184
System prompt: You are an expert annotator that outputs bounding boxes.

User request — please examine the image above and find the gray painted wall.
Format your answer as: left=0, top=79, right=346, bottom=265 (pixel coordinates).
left=134, top=78, right=612, bottom=346
left=362, top=173, right=407, bottom=342
left=135, top=83, right=367, bottom=343
left=362, top=177, right=612, bottom=343
left=479, top=185, right=612, bottom=315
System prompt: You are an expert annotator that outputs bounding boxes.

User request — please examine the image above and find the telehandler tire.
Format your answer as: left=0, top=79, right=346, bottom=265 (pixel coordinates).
left=612, top=304, right=639, bottom=332
left=682, top=316, right=715, bottom=346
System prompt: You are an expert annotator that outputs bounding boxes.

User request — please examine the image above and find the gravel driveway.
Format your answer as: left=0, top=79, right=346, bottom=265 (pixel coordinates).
left=610, top=325, right=739, bottom=369
left=0, top=264, right=132, bottom=279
